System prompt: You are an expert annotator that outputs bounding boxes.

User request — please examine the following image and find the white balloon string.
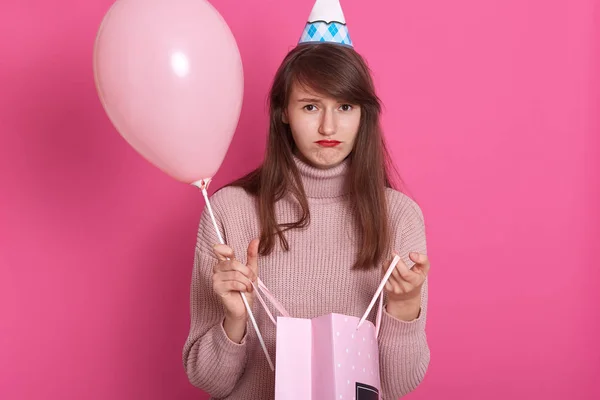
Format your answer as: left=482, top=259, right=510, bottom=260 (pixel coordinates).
left=199, top=184, right=274, bottom=371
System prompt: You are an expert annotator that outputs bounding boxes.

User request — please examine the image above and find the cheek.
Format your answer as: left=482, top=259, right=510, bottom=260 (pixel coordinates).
left=342, top=116, right=361, bottom=140
left=289, top=123, right=311, bottom=148
left=289, top=118, right=316, bottom=141
left=352, top=112, right=361, bottom=132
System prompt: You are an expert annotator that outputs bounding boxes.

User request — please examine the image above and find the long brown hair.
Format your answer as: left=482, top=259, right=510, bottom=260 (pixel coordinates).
left=229, top=43, right=400, bottom=269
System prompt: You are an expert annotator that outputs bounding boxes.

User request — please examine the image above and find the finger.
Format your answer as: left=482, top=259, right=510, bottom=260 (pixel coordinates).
left=391, top=262, right=403, bottom=283
left=223, top=280, right=250, bottom=293
left=222, top=270, right=254, bottom=292
left=384, top=253, right=410, bottom=287
left=217, top=271, right=253, bottom=292
left=382, top=251, right=399, bottom=277
left=213, top=244, right=235, bottom=261
left=213, top=258, right=236, bottom=274
left=397, top=267, right=428, bottom=294
left=218, top=260, right=257, bottom=283
left=385, top=278, right=401, bottom=294
left=246, top=239, right=260, bottom=273
left=213, top=277, right=248, bottom=296
left=412, top=263, right=430, bottom=278
left=229, top=279, right=253, bottom=293
left=395, top=258, right=420, bottom=284
left=409, top=252, right=430, bottom=271
left=385, top=281, right=393, bottom=292
left=409, top=253, right=430, bottom=280
left=388, top=272, right=412, bottom=294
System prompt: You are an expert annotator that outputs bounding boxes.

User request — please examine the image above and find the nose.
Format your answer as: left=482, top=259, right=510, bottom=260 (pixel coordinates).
left=318, top=108, right=336, bottom=136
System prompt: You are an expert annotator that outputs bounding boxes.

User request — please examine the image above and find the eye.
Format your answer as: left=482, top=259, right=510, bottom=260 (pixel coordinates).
left=303, top=105, right=317, bottom=111
left=340, top=104, right=353, bottom=111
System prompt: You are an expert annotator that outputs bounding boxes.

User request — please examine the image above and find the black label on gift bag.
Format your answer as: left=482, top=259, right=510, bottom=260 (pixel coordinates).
left=356, top=382, right=379, bottom=400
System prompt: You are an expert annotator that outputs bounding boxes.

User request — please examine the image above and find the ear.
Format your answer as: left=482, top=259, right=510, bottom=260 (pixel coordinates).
left=282, top=109, right=289, bottom=124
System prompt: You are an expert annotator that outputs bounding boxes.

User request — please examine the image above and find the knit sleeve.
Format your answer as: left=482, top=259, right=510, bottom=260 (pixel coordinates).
left=182, top=202, right=249, bottom=398
left=378, top=196, right=430, bottom=399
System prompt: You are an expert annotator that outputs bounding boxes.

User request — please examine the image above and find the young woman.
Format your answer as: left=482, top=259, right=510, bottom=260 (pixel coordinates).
left=183, top=4, right=431, bottom=396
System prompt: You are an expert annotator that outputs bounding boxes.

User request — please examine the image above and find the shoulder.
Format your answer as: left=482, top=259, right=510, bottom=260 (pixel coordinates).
left=385, top=188, right=428, bottom=257
left=196, top=185, right=258, bottom=251
left=384, top=187, right=425, bottom=227
left=210, top=185, right=256, bottom=212
left=207, top=185, right=259, bottom=229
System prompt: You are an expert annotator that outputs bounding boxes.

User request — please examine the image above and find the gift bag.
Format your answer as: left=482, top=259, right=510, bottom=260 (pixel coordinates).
left=253, top=255, right=401, bottom=400
left=275, top=313, right=381, bottom=400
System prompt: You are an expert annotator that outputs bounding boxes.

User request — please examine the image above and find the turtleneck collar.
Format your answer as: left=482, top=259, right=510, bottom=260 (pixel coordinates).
left=293, top=154, right=350, bottom=199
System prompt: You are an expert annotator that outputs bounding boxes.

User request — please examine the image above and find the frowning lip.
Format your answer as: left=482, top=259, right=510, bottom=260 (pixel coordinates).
left=316, top=140, right=341, bottom=147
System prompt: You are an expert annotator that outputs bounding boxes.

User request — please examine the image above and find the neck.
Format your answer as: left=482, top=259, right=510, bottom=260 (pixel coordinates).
left=293, top=155, right=350, bottom=199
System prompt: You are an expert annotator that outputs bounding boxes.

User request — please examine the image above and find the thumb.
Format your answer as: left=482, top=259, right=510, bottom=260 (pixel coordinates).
left=246, top=239, right=260, bottom=274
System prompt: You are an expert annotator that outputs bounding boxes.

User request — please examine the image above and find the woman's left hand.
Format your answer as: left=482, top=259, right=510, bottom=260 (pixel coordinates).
left=384, top=252, right=430, bottom=303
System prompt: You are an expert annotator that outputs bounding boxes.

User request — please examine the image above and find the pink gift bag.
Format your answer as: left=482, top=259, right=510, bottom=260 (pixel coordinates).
left=253, top=255, right=401, bottom=400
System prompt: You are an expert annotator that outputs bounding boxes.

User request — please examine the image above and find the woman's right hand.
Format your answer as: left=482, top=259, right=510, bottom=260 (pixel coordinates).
left=212, top=239, right=260, bottom=323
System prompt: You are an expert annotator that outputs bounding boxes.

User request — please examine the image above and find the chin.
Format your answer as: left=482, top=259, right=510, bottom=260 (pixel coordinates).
left=310, top=151, right=348, bottom=169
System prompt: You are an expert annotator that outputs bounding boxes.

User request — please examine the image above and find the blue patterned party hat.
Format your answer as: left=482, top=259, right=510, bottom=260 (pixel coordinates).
left=299, top=0, right=353, bottom=47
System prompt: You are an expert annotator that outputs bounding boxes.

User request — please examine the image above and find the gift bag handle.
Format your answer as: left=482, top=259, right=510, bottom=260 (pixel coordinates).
left=252, top=278, right=291, bottom=325
left=245, top=278, right=291, bottom=370
left=357, top=255, right=401, bottom=338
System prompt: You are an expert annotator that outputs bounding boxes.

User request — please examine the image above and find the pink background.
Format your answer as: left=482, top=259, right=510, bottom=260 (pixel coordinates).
left=1, top=0, right=598, bottom=399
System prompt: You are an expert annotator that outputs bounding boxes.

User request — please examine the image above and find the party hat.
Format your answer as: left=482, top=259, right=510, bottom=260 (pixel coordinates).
left=299, top=0, right=353, bottom=47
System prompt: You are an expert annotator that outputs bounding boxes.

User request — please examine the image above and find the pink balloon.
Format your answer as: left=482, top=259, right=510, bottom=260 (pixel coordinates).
left=93, top=0, right=244, bottom=184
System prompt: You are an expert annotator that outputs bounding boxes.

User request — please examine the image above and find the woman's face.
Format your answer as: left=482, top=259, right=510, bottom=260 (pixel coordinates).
left=283, top=82, right=361, bottom=169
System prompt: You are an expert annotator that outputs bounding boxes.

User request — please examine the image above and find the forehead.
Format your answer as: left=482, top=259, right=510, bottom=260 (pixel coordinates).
left=289, top=81, right=331, bottom=101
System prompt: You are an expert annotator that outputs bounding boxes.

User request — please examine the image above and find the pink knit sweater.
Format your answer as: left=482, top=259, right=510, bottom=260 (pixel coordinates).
left=183, top=156, right=430, bottom=399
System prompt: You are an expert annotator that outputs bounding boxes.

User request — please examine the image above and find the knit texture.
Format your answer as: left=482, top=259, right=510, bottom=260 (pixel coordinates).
left=183, top=156, right=430, bottom=399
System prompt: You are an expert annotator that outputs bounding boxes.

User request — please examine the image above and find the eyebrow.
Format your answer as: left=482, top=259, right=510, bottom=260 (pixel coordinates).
left=296, top=97, right=323, bottom=103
